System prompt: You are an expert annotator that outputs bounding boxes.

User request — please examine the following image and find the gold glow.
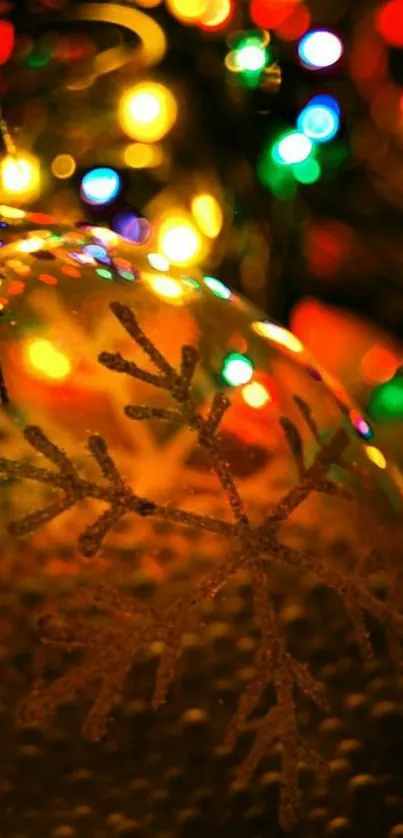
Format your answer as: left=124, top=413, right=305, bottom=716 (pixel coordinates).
left=167, top=0, right=209, bottom=23
left=147, top=275, right=184, bottom=299
left=51, top=154, right=76, bottom=180
left=1, top=154, right=40, bottom=200
left=25, top=339, right=72, bottom=381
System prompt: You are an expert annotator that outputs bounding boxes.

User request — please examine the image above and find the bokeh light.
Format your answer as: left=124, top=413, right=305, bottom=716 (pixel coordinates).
left=199, top=0, right=233, bottom=30
left=123, top=143, right=163, bottom=169
left=360, top=344, right=399, bottom=385
left=0, top=20, right=15, bottom=66
left=112, top=213, right=151, bottom=244
left=293, top=157, right=321, bottom=183
left=203, top=275, right=232, bottom=299
left=157, top=216, right=202, bottom=265
left=147, top=252, right=170, bottom=271
left=167, top=0, right=209, bottom=23
left=376, top=0, right=403, bottom=47
left=274, top=131, right=313, bottom=165
left=297, top=95, right=340, bottom=142
left=119, top=82, right=177, bottom=143
left=298, top=30, right=344, bottom=69
left=51, top=154, right=76, bottom=180
left=369, top=376, right=403, bottom=420
left=242, top=381, right=271, bottom=408
left=24, top=339, right=71, bottom=381
left=0, top=154, right=40, bottom=200
left=222, top=352, right=254, bottom=386
left=234, top=40, right=267, bottom=72
left=80, top=168, right=121, bottom=206
left=191, top=193, right=223, bottom=238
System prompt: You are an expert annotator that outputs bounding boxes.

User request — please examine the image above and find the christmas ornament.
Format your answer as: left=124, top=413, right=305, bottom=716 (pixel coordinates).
left=0, top=205, right=402, bottom=831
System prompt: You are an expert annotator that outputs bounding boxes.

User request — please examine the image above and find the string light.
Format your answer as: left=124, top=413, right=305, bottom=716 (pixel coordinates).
left=298, top=30, right=343, bottom=69
left=191, top=193, right=223, bottom=238
left=80, top=167, right=121, bottom=206
left=119, top=82, right=177, bottom=143
left=365, top=445, right=387, bottom=470
left=222, top=352, right=254, bottom=386
left=24, top=339, right=71, bottom=381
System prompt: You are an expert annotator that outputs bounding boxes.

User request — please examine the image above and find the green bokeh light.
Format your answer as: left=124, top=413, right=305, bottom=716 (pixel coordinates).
left=368, top=376, right=403, bottom=420
left=222, top=352, right=254, bottom=386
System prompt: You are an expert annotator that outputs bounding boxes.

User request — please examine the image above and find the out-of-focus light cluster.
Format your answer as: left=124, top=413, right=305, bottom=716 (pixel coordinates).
left=119, top=82, right=177, bottom=143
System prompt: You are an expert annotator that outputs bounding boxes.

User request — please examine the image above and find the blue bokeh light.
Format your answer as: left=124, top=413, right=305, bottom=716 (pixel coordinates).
left=297, top=95, right=340, bottom=142
left=80, top=168, right=121, bottom=206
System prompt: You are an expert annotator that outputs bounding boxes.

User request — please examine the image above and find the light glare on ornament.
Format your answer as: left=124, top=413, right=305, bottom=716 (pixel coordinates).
left=242, top=381, right=271, bottom=408
left=275, top=132, right=313, bottom=165
left=253, top=321, right=304, bottom=354
left=119, top=83, right=177, bottom=143
left=297, top=96, right=340, bottom=142
left=222, top=352, right=254, bottom=386
left=18, top=236, right=46, bottom=253
left=148, top=252, right=170, bottom=271
left=80, top=168, right=121, bottom=206
left=147, top=275, right=184, bottom=299
left=203, top=275, right=231, bottom=299
left=1, top=154, right=40, bottom=198
left=158, top=217, right=202, bottom=265
left=191, top=193, right=223, bottom=238
left=25, top=339, right=71, bottom=381
left=365, top=445, right=387, bottom=470
left=298, top=30, right=343, bottom=69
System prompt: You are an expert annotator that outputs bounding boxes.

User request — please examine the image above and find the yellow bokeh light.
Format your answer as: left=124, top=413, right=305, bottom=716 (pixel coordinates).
left=148, top=252, right=170, bottom=271
left=124, top=142, right=163, bottom=169
left=1, top=154, right=40, bottom=200
left=191, top=193, right=223, bottom=239
left=18, top=236, right=46, bottom=253
left=365, top=445, right=387, bottom=470
left=200, top=0, right=232, bottom=28
left=24, top=339, right=72, bottom=381
left=167, top=0, right=209, bottom=23
left=119, top=82, right=177, bottom=143
left=252, top=321, right=304, bottom=354
left=0, top=205, right=26, bottom=219
left=242, top=381, right=271, bottom=409
left=51, top=154, right=76, bottom=180
left=147, top=275, right=184, bottom=300
left=158, top=216, right=202, bottom=266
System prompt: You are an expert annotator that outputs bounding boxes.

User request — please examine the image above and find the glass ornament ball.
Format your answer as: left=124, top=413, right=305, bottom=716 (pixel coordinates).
left=0, top=205, right=403, bottom=834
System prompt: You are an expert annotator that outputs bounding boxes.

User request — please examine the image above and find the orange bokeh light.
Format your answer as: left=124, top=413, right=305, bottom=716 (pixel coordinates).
left=360, top=344, right=399, bottom=385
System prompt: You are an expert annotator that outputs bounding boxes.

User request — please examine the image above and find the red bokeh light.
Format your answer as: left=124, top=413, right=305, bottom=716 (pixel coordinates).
left=376, top=0, right=403, bottom=46
left=250, top=0, right=298, bottom=29
left=0, top=19, right=14, bottom=65
left=275, top=4, right=310, bottom=40
left=360, top=344, right=399, bottom=384
left=304, top=220, right=356, bottom=278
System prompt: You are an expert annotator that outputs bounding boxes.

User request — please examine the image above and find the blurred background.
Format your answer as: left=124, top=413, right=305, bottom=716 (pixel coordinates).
left=1, top=0, right=403, bottom=458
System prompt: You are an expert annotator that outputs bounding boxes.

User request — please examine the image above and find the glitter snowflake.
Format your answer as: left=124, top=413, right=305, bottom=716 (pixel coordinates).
left=1, top=301, right=402, bottom=830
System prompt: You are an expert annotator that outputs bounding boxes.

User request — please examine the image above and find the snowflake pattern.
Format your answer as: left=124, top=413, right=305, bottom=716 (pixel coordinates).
left=1, top=300, right=402, bottom=830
